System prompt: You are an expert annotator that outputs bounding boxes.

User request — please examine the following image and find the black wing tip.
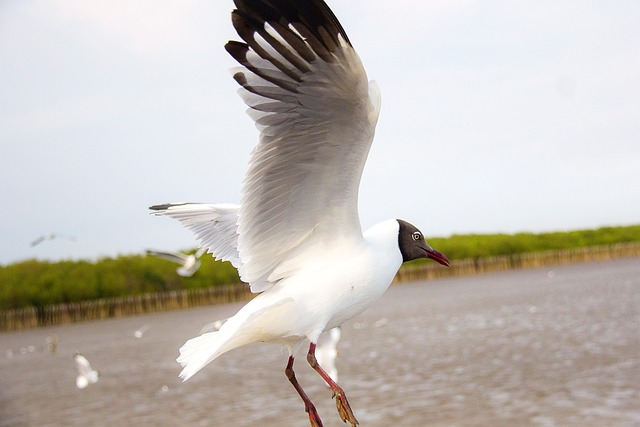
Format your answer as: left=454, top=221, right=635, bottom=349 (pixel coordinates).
left=149, top=202, right=200, bottom=211
left=304, top=0, right=353, bottom=46
left=225, top=41, right=250, bottom=65
left=225, top=40, right=248, bottom=53
left=149, top=203, right=173, bottom=211
left=232, top=71, right=248, bottom=86
left=229, top=0, right=352, bottom=53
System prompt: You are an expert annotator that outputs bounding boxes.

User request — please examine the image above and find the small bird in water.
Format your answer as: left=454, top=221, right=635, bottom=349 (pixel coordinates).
left=46, top=335, right=58, bottom=354
left=315, top=326, right=342, bottom=385
left=74, top=352, right=99, bottom=389
left=151, top=1, right=449, bottom=425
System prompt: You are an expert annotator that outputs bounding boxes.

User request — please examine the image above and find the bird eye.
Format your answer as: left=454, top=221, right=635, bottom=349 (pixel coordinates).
left=412, top=232, right=422, bottom=241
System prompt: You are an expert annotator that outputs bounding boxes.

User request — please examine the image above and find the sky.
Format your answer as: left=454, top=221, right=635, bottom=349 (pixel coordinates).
left=1, top=0, right=639, bottom=265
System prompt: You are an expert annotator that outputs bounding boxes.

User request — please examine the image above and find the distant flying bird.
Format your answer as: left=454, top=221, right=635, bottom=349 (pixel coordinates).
left=199, top=319, right=227, bottom=335
left=150, top=1, right=450, bottom=426
left=146, top=248, right=205, bottom=277
left=30, top=233, right=76, bottom=247
left=134, top=324, right=151, bottom=338
left=74, top=352, right=99, bottom=389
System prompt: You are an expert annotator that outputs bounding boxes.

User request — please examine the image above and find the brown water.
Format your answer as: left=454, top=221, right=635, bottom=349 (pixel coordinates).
left=1, top=259, right=639, bottom=426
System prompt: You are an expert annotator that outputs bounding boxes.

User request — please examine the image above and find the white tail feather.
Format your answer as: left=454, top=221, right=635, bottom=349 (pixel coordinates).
left=177, top=297, right=295, bottom=381
left=177, top=320, right=269, bottom=381
left=177, top=331, right=228, bottom=381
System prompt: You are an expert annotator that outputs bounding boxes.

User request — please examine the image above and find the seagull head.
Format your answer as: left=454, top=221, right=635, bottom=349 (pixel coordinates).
left=397, top=220, right=450, bottom=267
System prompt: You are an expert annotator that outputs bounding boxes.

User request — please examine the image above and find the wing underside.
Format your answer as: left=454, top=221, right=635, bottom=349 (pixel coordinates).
left=228, top=0, right=381, bottom=292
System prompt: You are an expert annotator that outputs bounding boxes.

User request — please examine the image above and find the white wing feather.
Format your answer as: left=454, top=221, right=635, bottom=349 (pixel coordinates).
left=150, top=203, right=241, bottom=268
left=227, top=3, right=381, bottom=292
left=145, top=250, right=189, bottom=264
left=150, top=3, right=382, bottom=294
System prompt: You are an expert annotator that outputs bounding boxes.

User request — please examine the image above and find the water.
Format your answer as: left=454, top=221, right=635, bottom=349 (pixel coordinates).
left=1, top=259, right=639, bottom=426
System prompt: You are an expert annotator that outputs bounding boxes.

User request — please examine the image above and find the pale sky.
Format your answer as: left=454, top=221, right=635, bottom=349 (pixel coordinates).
left=1, top=1, right=639, bottom=265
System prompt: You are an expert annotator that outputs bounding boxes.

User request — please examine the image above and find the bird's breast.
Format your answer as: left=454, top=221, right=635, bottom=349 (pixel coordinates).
left=282, top=244, right=402, bottom=332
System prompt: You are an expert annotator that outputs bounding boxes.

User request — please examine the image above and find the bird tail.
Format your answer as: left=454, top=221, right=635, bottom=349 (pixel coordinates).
left=176, top=325, right=262, bottom=381
left=177, top=330, right=230, bottom=381
left=177, top=297, right=294, bottom=381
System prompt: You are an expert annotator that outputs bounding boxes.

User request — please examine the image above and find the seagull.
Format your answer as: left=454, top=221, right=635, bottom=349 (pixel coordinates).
left=73, top=352, right=99, bottom=389
left=46, top=335, right=58, bottom=354
left=199, top=318, right=227, bottom=334
left=30, top=233, right=76, bottom=247
left=146, top=248, right=205, bottom=277
left=315, top=327, right=342, bottom=385
left=134, top=324, right=152, bottom=338
left=150, top=1, right=450, bottom=426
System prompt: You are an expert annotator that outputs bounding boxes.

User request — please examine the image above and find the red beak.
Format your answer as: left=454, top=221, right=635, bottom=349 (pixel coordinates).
left=426, top=248, right=450, bottom=267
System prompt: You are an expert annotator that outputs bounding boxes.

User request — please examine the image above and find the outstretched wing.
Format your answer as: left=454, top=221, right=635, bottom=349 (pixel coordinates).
left=146, top=250, right=189, bottom=264
left=227, top=0, right=381, bottom=292
left=150, top=203, right=241, bottom=268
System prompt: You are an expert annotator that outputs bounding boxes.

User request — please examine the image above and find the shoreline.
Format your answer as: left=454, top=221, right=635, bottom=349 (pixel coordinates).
left=2, top=242, right=639, bottom=332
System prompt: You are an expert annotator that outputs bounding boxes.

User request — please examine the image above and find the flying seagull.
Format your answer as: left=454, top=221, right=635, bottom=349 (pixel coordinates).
left=30, top=233, right=76, bottom=247
left=134, top=323, right=152, bottom=338
left=146, top=248, right=205, bottom=277
left=150, top=1, right=450, bottom=426
left=315, top=326, right=342, bottom=385
left=199, top=318, right=227, bottom=335
left=73, top=352, right=99, bottom=389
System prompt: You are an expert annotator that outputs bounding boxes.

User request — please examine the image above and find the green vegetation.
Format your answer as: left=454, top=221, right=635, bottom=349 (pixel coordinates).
left=1, top=224, right=639, bottom=310
left=0, top=253, right=240, bottom=310
left=427, top=225, right=640, bottom=261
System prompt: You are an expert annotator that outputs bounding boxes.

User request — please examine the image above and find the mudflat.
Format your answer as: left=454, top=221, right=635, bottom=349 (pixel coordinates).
left=1, top=258, right=639, bottom=426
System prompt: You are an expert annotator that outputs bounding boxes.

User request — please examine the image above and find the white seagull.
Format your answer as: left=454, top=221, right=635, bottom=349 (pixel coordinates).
left=151, top=1, right=450, bottom=426
left=199, top=318, right=227, bottom=334
left=315, top=326, right=342, bottom=385
left=73, top=352, right=99, bottom=389
left=134, top=323, right=152, bottom=338
left=146, top=248, right=205, bottom=277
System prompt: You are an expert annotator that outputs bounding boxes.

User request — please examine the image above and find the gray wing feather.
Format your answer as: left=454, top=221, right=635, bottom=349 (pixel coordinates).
left=227, top=1, right=381, bottom=292
left=150, top=203, right=241, bottom=268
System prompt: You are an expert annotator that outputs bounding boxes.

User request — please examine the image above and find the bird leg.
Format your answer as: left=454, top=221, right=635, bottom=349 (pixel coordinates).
left=285, top=355, right=323, bottom=427
left=307, top=343, right=359, bottom=427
